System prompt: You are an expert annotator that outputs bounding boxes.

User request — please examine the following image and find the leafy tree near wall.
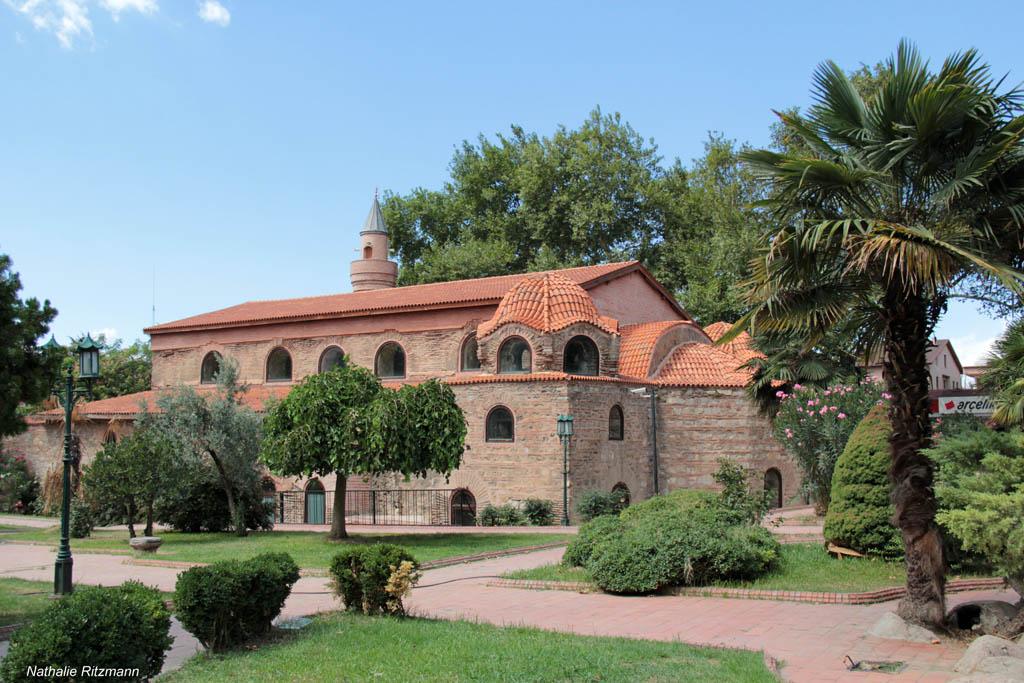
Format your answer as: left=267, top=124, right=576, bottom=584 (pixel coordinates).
left=154, top=360, right=263, bottom=536
left=0, top=252, right=59, bottom=437
left=261, top=364, right=466, bottom=539
left=83, top=420, right=177, bottom=537
left=729, top=41, right=1024, bottom=629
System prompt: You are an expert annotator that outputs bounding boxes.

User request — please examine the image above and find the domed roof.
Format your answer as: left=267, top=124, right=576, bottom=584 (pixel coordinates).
left=477, top=272, right=618, bottom=337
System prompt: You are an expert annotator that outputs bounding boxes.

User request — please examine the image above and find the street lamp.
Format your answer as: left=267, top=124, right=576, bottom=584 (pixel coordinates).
left=556, top=414, right=573, bottom=526
left=49, top=334, right=100, bottom=596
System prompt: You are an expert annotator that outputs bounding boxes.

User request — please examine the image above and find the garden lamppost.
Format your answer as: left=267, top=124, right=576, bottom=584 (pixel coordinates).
left=556, top=414, right=573, bottom=526
left=49, top=334, right=101, bottom=596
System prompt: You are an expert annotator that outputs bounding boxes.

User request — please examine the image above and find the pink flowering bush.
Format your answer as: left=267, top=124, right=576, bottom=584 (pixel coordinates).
left=772, top=380, right=886, bottom=513
left=0, top=447, right=39, bottom=514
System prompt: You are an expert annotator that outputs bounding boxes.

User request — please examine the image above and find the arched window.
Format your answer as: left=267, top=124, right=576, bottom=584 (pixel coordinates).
left=319, top=346, right=346, bottom=373
left=563, top=335, right=599, bottom=376
left=612, top=482, right=631, bottom=507
left=266, top=348, right=293, bottom=382
left=460, top=334, right=481, bottom=371
left=451, top=489, right=476, bottom=526
left=363, top=245, right=372, bottom=259
left=764, top=468, right=783, bottom=509
left=304, top=479, right=325, bottom=524
left=485, top=406, right=515, bottom=442
left=498, top=337, right=531, bottom=374
left=375, top=342, right=406, bottom=379
left=608, top=405, right=624, bottom=441
left=200, top=351, right=222, bottom=384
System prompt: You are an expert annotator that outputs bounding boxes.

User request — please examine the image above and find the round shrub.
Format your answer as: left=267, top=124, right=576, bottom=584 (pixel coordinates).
left=522, top=498, right=555, bottom=526
left=478, top=503, right=526, bottom=526
left=69, top=497, right=94, bottom=538
left=175, top=552, right=300, bottom=651
left=823, top=405, right=902, bottom=558
left=575, top=490, right=629, bottom=522
left=618, top=489, right=714, bottom=523
left=329, top=543, right=420, bottom=615
left=0, top=448, right=39, bottom=514
left=0, top=581, right=171, bottom=683
left=563, top=514, right=626, bottom=568
left=588, top=532, right=666, bottom=594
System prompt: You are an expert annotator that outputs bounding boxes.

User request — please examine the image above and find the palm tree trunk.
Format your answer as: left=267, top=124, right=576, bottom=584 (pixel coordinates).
left=329, top=474, right=348, bottom=540
left=882, top=288, right=946, bottom=629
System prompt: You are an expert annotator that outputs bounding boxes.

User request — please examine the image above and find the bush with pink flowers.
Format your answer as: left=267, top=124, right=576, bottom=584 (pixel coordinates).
left=772, top=380, right=886, bottom=513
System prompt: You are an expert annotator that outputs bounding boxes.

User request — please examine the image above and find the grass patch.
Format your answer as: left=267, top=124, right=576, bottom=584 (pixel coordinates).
left=507, top=543, right=988, bottom=593
left=4, top=527, right=572, bottom=569
left=164, top=612, right=774, bottom=682
left=0, top=578, right=53, bottom=626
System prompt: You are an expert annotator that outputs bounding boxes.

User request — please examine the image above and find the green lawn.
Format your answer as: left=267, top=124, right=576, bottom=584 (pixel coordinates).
left=2, top=527, right=572, bottom=569
left=164, top=612, right=774, bottom=683
left=0, top=578, right=53, bottom=626
left=506, top=543, right=987, bottom=593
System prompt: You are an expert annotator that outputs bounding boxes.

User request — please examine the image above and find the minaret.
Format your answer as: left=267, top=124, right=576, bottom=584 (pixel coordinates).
left=350, top=192, right=398, bottom=292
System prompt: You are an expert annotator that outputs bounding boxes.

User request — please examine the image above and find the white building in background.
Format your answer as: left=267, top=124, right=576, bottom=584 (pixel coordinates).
left=862, top=338, right=967, bottom=390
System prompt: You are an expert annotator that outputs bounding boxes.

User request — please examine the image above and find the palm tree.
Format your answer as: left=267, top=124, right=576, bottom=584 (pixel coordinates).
left=728, top=41, right=1024, bottom=629
left=981, top=318, right=1024, bottom=426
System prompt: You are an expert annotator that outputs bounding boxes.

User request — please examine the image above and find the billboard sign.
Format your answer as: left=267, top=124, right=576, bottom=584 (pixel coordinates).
left=936, top=395, right=994, bottom=416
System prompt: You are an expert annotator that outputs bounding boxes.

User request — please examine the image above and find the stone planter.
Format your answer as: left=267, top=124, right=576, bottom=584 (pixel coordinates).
left=129, top=536, right=163, bottom=552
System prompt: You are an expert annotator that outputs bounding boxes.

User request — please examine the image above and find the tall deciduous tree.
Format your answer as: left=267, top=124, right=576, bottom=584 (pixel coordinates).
left=261, top=365, right=466, bottom=540
left=730, top=42, right=1024, bottom=628
left=0, top=252, right=58, bottom=437
left=155, top=360, right=263, bottom=536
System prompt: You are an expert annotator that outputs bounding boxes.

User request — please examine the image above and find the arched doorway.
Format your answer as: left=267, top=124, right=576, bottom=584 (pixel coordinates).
left=612, top=482, right=631, bottom=508
left=305, top=479, right=326, bottom=524
left=764, top=468, right=783, bottom=509
left=450, top=489, right=476, bottom=526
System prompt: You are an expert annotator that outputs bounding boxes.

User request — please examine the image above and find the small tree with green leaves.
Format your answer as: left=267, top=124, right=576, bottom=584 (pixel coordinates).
left=261, top=365, right=466, bottom=540
left=83, top=421, right=176, bottom=537
left=155, top=360, right=262, bottom=536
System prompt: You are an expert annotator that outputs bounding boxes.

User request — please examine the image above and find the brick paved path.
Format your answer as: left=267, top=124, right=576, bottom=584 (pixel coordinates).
left=1, top=543, right=1013, bottom=682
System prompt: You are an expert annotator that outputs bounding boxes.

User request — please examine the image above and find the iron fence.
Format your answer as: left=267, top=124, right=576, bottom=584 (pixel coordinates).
left=274, top=488, right=472, bottom=526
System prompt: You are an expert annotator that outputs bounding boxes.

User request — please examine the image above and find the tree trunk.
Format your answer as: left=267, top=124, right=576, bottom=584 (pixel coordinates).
left=207, top=448, right=247, bottom=537
left=144, top=502, right=154, bottom=537
left=329, top=474, right=348, bottom=540
left=882, top=287, right=946, bottom=629
left=126, top=500, right=136, bottom=538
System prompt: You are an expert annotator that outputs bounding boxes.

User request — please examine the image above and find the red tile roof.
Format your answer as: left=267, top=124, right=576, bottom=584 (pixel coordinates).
left=617, top=321, right=692, bottom=379
left=146, top=262, right=640, bottom=334
left=654, top=342, right=753, bottom=388
left=477, top=272, right=617, bottom=338
left=38, top=385, right=292, bottom=419
left=704, top=321, right=762, bottom=364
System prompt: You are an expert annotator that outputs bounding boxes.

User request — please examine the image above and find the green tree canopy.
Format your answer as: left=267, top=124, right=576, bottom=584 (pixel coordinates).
left=0, top=252, right=58, bottom=437
left=154, top=360, right=263, bottom=536
left=261, top=364, right=466, bottom=539
left=730, top=41, right=1024, bottom=628
left=980, top=318, right=1024, bottom=427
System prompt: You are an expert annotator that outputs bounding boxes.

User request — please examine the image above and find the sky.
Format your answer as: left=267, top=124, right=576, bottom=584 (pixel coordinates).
left=1, top=1, right=1021, bottom=366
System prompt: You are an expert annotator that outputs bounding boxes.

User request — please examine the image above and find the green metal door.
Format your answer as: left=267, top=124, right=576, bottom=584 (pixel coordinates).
left=305, top=490, right=325, bottom=524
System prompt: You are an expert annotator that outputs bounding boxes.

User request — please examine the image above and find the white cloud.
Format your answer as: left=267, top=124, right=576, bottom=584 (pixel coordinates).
left=100, top=0, right=156, bottom=21
left=197, top=0, right=227, bottom=26
left=949, top=332, right=1003, bottom=367
left=3, top=0, right=157, bottom=48
left=90, top=327, right=118, bottom=342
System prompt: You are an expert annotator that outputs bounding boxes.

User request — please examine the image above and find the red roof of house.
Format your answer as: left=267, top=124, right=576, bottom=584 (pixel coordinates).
left=654, top=342, right=753, bottom=388
left=618, top=321, right=693, bottom=379
left=146, top=262, right=647, bottom=334
left=704, top=321, right=761, bottom=363
left=37, top=385, right=292, bottom=419
left=477, top=272, right=618, bottom=338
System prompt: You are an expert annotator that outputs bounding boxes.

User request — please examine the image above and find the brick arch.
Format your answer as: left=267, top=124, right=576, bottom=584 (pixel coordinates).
left=443, top=470, right=495, bottom=510
left=476, top=323, right=550, bottom=373
left=195, top=343, right=230, bottom=386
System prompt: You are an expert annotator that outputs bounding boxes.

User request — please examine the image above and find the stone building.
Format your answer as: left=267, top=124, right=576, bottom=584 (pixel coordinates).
left=6, top=197, right=797, bottom=524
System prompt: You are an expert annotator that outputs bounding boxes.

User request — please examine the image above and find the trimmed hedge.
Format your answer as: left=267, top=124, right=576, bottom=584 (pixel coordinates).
left=0, top=581, right=172, bottom=683
left=563, top=514, right=626, bottom=568
left=618, top=489, right=714, bottom=522
left=588, top=508, right=781, bottom=594
left=175, top=552, right=300, bottom=651
left=478, top=503, right=526, bottom=526
left=329, top=543, right=420, bottom=615
left=823, top=405, right=902, bottom=558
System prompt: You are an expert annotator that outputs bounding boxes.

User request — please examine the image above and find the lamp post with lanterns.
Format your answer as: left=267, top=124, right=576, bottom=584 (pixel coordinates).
left=46, top=333, right=101, bottom=596
left=556, top=414, right=573, bottom=526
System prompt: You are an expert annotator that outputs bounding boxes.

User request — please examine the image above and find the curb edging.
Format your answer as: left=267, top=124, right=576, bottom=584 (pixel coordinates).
left=488, top=576, right=1008, bottom=604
